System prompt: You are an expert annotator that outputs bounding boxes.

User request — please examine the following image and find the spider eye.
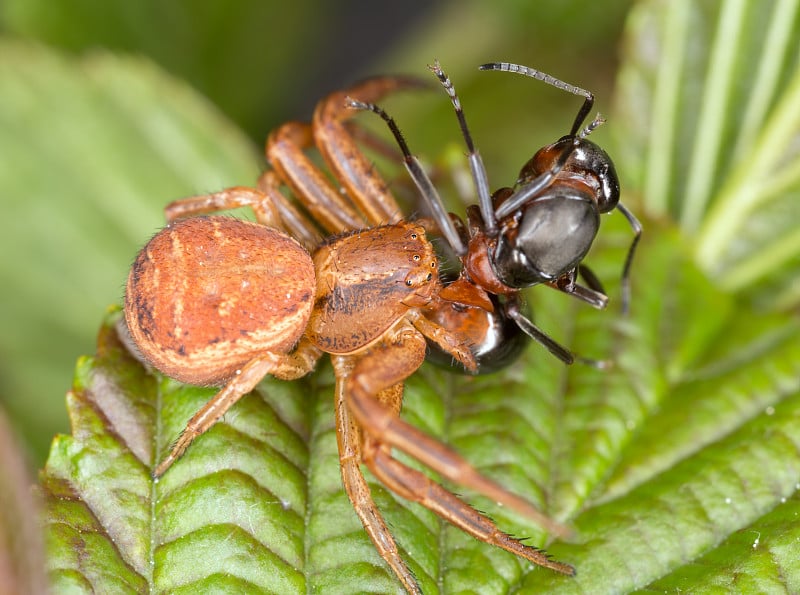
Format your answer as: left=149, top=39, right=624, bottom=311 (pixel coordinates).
left=406, top=279, right=413, bottom=286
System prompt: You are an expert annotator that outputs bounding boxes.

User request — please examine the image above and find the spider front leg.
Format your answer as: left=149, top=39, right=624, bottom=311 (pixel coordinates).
left=340, top=321, right=573, bottom=575
left=331, top=355, right=421, bottom=594
left=347, top=325, right=569, bottom=535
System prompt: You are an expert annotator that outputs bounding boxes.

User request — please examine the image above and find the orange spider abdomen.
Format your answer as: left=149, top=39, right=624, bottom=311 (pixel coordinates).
left=124, top=216, right=315, bottom=385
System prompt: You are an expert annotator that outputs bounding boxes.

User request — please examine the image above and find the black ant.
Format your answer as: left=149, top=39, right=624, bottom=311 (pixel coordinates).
left=347, top=60, right=641, bottom=371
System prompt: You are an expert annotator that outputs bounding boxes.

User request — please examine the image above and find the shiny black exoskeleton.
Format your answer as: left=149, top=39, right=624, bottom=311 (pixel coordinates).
left=493, top=137, right=620, bottom=290
left=349, top=60, right=641, bottom=371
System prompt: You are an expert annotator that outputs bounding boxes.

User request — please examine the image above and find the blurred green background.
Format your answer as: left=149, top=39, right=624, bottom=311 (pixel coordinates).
left=0, top=0, right=633, bottom=467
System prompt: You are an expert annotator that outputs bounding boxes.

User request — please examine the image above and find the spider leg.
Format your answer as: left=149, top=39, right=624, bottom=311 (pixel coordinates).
left=363, top=439, right=575, bottom=576
left=164, top=185, right=284, bottom=229
left=344, top=321, right=569, bottom=538
left=255, top=171, right=323, bottom=251
left=331, top=356, right=421, bottom=594
left=154, top=339, right=321, bottom=477
left=267, top=121, right=365, bottom=233
left=314, top=76, right=427, bottom=226
left=405, top=308, right=476, bottom=372
left=163, top=179, right=325, bottom=252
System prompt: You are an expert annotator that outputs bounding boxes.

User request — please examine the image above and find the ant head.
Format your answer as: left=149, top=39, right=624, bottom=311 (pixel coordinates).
left=491, top=186, right=600, bottom=288
left=521, top=136, right=620, bottom=213
left=519, top=136, right=620, bottom=213
left=488, top=136, right=619, bottom=288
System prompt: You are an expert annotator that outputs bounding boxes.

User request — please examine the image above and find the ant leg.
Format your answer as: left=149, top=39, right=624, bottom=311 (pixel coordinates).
left=494, top=145, right=575, bottom=219
left=314, top=76, right=427, bottom=226
left=616, top=202, right=643, bottom=314
left=505, top=296, right=574, bottom=365
left=331, top=356, right=421, bottom=594
left=346, top=97, right=468, bottom=257
left=154, top=340, right=321, bottom=477
left=267, top=121, right=365, bottom=233
left=506, top=296, right=610, bottom=369
left=546, top=267, right=609, bottom=310
left=343, top=323, right=570, bottom=537
left=343, top=119, right=406, bottom=163
left=578, top=264, right=606, bottom=296
left=362, top=439, right=575, bottom=575
left=428, top=60, right=497, bottom=236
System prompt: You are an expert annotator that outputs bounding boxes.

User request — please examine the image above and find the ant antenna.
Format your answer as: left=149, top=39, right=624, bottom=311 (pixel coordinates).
left=344, top=96, right=467, bottom=256
left=479, top=62, right=594, bottom=137
left=430, top=60, right=597, bottom=236
left=428, top=60, right=498, bottom=236
left=579, top=114, right=606, bottom=139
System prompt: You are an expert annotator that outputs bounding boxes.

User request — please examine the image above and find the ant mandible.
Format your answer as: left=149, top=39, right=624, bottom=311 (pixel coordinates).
left=348, top=60, right=642, bottom=371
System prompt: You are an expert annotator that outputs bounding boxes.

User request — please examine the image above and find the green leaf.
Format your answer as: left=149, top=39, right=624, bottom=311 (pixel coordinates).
left=40, top=228, right=800, bottom=592
left=34, top=0, right=800, bottom=591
